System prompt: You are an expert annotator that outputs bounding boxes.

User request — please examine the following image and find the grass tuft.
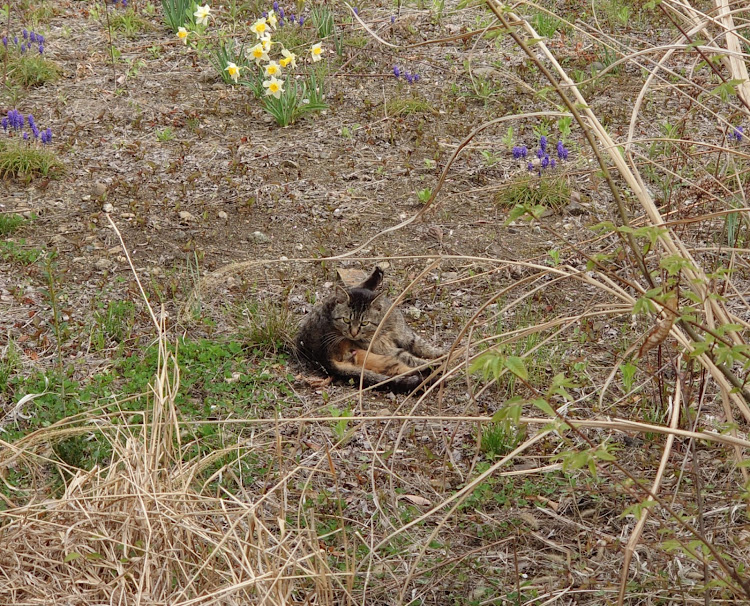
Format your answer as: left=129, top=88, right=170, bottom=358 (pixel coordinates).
left=0, top=213, right=26, bottom=236
left=4, top=54, right=61, bottom=87
left=496, top=174, right=571, bottom=211
left=386, top=97, right=436, bottom=116
left=0, top=140, right=61, bottom=179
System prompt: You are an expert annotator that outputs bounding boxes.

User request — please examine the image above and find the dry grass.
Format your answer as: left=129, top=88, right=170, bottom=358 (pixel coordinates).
left=0, top=327, right=338, bottom=605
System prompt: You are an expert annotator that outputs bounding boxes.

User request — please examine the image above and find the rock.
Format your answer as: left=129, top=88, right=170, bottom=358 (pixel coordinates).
left=250, top=230, right=270, bottom=243
left=405, top=306, right=421, bottom=320
left=218, top=210, right=228, bottom=220
left=95, top=258, right=112, bottom=270
left=92, top=182, right=107, bottom=197
left=473, top=66, right=502, bottom=80
left=590, top=61, right=605, bottom=73
left=565, top=201, right=586, bottom=216
left=179, top=210, right=196, bottom=222
left=102, top=203, right=114, bottom=213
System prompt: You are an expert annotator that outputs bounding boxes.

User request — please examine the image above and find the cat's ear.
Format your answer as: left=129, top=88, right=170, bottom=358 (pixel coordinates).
left=335, top=285, right=351, bottom=303
left=359, top=266, right=384, bottom=291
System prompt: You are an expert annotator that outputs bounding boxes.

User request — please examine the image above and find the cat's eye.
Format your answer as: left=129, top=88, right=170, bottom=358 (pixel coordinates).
left=341, top=318, right=351, bottom=324
left=361, top=321, right=370, bottom=326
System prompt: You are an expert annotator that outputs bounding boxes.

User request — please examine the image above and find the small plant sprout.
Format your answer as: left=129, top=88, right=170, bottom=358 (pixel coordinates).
left=264, top=75, right=284, bottom=98
left=225, top=62, right=240, bottom=82
left=177, top=26, right=189, bottom=44
left=310, top=42, right=323, bottom=62
left=193, top=4, right=210, bottom=26
left=417, top=187, right=432, bottom=203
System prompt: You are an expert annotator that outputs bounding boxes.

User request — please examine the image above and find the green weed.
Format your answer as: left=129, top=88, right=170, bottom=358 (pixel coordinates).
left=531, top=12, right=565, bottom=38
left=0, top=342, right=20, bottom=393
left=479, top=419, right=526, bottom=459
left=156, top=127, right=174, bottom=142
left=2, top=52, right=61, bottom=87
left=0, top=239, right=45, bottom=264
left=93, top=300, right=137, bottom=349
left=111, top=8, right=153, bottom=38
left=241, top=300, right=293, bottom=353
left=386, top=97, right=436, bottom=116
left=0, top=140, right=61, bottom=179
left=0, top=213, right=25, bottom=236
left=496, top=174, right=571, bottom=211
left=417, top=187, right=432, bottom=203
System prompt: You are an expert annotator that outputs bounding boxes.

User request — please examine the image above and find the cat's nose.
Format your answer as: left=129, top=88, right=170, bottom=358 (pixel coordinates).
left=350, top=326, right=359, bottom=338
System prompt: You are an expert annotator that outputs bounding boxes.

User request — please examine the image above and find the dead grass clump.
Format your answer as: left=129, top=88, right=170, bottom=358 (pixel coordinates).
left=0, top=333, right=335, bottom=606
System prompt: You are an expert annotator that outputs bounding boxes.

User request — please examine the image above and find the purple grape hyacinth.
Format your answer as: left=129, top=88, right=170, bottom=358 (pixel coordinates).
left=516, top=135, right=569, bottom=175
left=393, top=65, right=400, bottom=78
left=2, top=110, right=53, bottom=145
left=7, top=109, right=24, bottom=130
left=731, top=126, right=744, bottom=142
left=27, top=114, right=40, bottom=139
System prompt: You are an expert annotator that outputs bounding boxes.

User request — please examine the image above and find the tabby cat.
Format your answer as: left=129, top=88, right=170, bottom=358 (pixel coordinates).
left=296, top=267, right=445, bottom=391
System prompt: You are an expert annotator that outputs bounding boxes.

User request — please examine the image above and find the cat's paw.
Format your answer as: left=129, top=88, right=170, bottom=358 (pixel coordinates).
left=394, top=373, right=425, bottom=392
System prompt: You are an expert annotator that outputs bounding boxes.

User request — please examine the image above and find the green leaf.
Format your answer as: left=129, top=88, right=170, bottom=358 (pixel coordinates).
left=622, top=499, right=657, bottom=520
left=504, top=356, right=528, bottom=381
left=710, top=78, right=745, bottom=102
left=530, top=398, right=555, bottom=417
left=505, top=204, right=529, bottom=224
left=491, top=396, right=524, bottom=423
left=64, top=552, right=81, bottom=563
left=633, top=296, right=656, bottom=315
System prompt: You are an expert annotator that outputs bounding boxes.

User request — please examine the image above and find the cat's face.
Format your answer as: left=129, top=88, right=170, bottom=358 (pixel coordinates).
left=331, top=289, right=384, bottom=341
